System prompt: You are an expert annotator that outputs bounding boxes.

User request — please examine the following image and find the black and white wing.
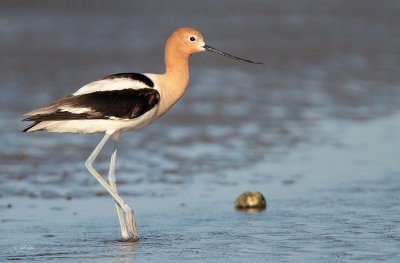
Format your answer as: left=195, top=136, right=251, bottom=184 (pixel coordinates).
left=23, top=73, right=160, bottom=130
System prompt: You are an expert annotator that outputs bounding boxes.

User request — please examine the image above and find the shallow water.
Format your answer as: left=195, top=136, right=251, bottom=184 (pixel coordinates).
left=1, top=0, right=400, bottom=262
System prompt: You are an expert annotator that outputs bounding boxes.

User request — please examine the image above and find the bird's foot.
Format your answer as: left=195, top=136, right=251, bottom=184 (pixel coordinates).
left=122, top=204, right=139, bottom=241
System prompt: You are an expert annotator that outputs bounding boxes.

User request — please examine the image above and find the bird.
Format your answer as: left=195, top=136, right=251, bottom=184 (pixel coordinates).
left=22, top=27, right=263, bottom=241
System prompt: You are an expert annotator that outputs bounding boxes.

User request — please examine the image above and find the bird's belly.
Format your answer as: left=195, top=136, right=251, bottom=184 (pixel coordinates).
left=35, top=107, right=158, bottom=134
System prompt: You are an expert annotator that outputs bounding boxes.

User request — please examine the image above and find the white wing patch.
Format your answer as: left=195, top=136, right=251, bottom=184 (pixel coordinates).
left=59, top=106, right=93, bottom=114
left=73, top=77, right=151, bottom=96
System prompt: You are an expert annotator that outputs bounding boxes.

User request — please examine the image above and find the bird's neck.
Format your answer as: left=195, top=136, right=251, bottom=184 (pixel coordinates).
left=157, top=47, right=190, bottom=116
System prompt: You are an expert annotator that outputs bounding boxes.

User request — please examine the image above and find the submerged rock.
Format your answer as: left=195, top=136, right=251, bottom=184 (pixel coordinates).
left=234, top=191, right=266, bottom=212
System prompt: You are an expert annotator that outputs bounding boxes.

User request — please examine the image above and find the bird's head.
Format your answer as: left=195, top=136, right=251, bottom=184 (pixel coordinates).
left=167, top=27, right=263, bottom=64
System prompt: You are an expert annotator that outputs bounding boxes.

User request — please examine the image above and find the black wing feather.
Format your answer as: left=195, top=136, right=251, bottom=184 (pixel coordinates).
left=23, top=88, right=160, bottom=122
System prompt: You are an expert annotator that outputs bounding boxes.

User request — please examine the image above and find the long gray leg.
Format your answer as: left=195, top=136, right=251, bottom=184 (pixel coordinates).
left=85, top=132, right=138, bottom=241
left=108, top=138, right=129, bottom=240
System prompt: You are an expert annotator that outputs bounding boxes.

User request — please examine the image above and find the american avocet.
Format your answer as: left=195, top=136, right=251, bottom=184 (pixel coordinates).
left=23, top=27, right=262, bottom=241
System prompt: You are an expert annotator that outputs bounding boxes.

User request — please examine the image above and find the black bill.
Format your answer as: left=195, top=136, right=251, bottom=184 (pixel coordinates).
left=203, top=44, right=263, bottom=64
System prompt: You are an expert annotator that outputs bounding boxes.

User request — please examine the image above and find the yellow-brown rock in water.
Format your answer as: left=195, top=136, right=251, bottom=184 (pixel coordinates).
left=234, top=191, right=266, bottom=211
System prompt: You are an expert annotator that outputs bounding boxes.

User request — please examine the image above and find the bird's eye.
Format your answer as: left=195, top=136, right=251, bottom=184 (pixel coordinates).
left=189, top=36, right=196, bottom=42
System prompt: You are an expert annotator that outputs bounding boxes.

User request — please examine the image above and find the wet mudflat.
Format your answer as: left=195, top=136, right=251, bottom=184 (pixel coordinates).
left=1, top=0, right=400, bottom=262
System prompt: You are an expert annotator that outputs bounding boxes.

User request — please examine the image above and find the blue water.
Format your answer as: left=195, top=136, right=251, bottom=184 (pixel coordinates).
left=1, top=0, right=400, bottom=262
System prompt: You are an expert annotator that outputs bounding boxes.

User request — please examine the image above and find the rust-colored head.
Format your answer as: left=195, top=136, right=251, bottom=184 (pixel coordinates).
left=166, top=27, right=263, bottom=64
left=166, top=27, right=205, bottom=56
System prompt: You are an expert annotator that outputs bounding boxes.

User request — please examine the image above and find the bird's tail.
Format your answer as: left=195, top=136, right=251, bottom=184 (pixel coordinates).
left=22, top=121, right=41, bottom=132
